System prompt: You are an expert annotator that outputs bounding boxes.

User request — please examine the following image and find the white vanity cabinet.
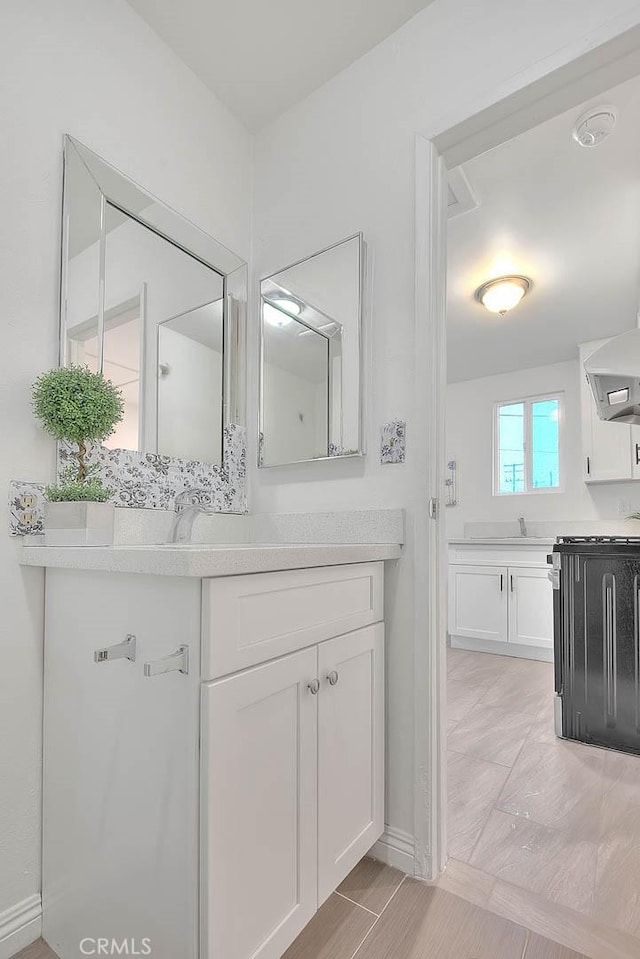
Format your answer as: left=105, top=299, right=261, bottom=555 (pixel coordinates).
left=448, top=543, right=553, bottom=662
left=38, top=557, right=386, bottom=959
left=202, top=623, right=383, bottom=959
left=579, top=338, right=640, bottom=483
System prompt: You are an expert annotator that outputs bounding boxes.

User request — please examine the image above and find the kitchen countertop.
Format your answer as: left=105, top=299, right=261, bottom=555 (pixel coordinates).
left=449, top=537, right=556, bottom=546
left=20, top=542, right=402, bottom=577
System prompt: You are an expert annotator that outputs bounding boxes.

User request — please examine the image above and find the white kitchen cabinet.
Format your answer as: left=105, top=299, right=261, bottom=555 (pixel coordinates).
left=448, top=564, right=508, bottom=644
left=580, top=339, right=635, bottom=483
left=40, top=560, right=386, bottom=959
left=448, top=544, right=553, bottom=661
left=632, top=428, right=640, bottom=481
left=508, top=567, right=554, bottom=649
left=201, top=647, right=318, bottom=959
left=317, top=624, right=384, bottom=903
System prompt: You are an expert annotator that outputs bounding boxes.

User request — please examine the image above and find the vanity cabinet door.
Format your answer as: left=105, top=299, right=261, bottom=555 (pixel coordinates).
left=317, top=624, right=384, bottom=903
left=201, top=647, right=318, bottom=959
left=449, top=564, right=508, bottom=643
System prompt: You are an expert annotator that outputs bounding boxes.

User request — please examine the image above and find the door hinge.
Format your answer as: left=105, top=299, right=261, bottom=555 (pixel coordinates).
left=428, top=497, right=438, bottom=520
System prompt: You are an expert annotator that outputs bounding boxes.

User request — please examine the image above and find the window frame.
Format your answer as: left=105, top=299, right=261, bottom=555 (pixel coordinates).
left=492, top=391, right=564, bottom=496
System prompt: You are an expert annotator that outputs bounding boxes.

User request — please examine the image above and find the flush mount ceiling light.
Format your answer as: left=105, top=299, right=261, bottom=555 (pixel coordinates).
left=474, top=275, right=531, bottom=316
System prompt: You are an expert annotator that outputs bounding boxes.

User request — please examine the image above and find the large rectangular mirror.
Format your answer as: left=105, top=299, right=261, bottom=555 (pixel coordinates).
left=259, top=234, right=364, bottom=466
left=61, top=136, right=246, bottom=466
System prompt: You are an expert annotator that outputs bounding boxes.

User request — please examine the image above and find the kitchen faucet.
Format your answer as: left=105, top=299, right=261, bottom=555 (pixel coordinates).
left=168, top=488, right=215, bottom=543
left=518, top=516, right=527, bottom=538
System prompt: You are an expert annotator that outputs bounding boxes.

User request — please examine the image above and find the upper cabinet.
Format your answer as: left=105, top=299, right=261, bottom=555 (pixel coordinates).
left=61, top=136, right=247, bottom=465
left=259, top=234, right=365, bottom=467
left=579, top=338, right=640, bottom=482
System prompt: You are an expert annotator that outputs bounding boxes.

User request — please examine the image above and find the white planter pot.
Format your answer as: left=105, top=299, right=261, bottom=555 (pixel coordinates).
left=44, top=502, right=115, bottom=547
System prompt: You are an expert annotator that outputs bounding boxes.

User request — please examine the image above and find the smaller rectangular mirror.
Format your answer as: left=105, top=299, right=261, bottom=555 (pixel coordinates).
left=259, top=234, right=364, bottom=466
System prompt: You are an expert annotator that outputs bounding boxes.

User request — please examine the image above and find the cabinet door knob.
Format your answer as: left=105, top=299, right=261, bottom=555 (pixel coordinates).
left=327, top=670, right=339, bottom=686
left=307, top=679, right=320, bottom=695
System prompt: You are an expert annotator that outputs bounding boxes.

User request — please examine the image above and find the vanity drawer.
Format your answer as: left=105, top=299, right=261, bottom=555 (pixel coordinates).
left=202, top=562, right=383, bottom=679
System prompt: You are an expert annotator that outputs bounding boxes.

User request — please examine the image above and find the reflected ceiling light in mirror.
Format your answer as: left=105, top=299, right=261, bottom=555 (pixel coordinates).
left=270, top=297, right=301, bottom=315
left=263, top=296, right=302, bottom=328
left=474, top=275, right=531, bottom=316
left=264, top=303, right=294, bottom=328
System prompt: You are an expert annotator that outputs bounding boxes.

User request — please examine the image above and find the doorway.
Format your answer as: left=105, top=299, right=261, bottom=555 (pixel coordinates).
left=416, top=21, right=640, bottom=944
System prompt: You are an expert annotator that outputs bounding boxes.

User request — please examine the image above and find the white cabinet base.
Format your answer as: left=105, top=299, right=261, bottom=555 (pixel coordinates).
left=449, top=634, right=553, bottom=663
left=41, top=562, right=386, bottom=959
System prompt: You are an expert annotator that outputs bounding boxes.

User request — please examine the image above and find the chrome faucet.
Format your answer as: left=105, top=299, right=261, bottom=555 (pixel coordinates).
left=168, top=488, right=214, bottom=543
left=518, top=516, right=527, bottom=538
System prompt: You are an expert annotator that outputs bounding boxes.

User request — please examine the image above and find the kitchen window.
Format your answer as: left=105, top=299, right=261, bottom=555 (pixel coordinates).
left=494, top=394, right=563, bottom=495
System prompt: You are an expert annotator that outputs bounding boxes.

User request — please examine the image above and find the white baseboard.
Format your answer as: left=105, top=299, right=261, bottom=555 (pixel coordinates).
left=0, top=894, right=42, bottom=959
left=369, top=825, right=415, bottom=874
left=450, top=635, right=553, bottom=663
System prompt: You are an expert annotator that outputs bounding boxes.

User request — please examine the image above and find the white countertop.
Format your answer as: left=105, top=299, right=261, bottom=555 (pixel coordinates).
left=20, top=542, right=402, bottom=577
left=449, top=537, right=556, bottom=546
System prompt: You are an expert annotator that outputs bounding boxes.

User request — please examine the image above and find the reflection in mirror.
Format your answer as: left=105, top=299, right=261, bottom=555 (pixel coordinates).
left=61, top=136, right=246, bottom=467
left=158, top=298, right=224, bottom=462
left=68, top=297, right=143, bottom=450
left=259, top=234, right=363, bottom=466
left=262, top=311, right=329, bottom=463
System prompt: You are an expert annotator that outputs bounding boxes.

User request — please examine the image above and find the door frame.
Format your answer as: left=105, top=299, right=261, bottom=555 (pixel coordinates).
left=413, top=16, right=640, bottom=879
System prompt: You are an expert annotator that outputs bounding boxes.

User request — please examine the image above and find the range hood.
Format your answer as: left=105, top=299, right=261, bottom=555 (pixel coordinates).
left=585, top=329, right=640, bottom=425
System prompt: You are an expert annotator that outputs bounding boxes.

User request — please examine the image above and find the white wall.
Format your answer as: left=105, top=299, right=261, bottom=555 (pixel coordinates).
left=0, top=0, right=251, bottom=919
left=446, top=359, right=640, bottom=538
left=250, top=0, right=640, bottom=848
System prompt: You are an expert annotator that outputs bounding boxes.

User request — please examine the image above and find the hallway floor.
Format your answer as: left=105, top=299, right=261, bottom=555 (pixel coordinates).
left=448, top=647, right=640, bottom=948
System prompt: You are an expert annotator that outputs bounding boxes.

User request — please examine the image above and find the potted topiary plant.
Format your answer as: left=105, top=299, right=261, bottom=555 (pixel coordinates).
left=32, top=365, right=124, bottom=546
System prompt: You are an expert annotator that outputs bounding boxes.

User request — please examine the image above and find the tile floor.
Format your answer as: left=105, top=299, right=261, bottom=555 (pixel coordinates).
left=14, top=858, right=588, bottom=959
left=279, top=857, right=586, bottom=959
left=447, top=647, right=640, bottom=942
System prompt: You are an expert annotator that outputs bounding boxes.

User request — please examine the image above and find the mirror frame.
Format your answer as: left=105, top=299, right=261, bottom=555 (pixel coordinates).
left=60, top=135, right=247, bottom=463
left=258, top=232, right=365, bottom=468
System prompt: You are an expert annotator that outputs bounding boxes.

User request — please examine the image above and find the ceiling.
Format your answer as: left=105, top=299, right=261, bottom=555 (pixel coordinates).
left=447, top=72, right=640, bottom=384
left=125, top=0, right=434, bottom=130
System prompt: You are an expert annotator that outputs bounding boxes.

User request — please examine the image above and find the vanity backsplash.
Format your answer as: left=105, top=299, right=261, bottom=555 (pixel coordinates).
left=9, top=424, right=247, bottom=536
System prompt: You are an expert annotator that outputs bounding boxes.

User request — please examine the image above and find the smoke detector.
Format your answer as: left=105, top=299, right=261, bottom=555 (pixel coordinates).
left=572, top=106, right=616, bottom=147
